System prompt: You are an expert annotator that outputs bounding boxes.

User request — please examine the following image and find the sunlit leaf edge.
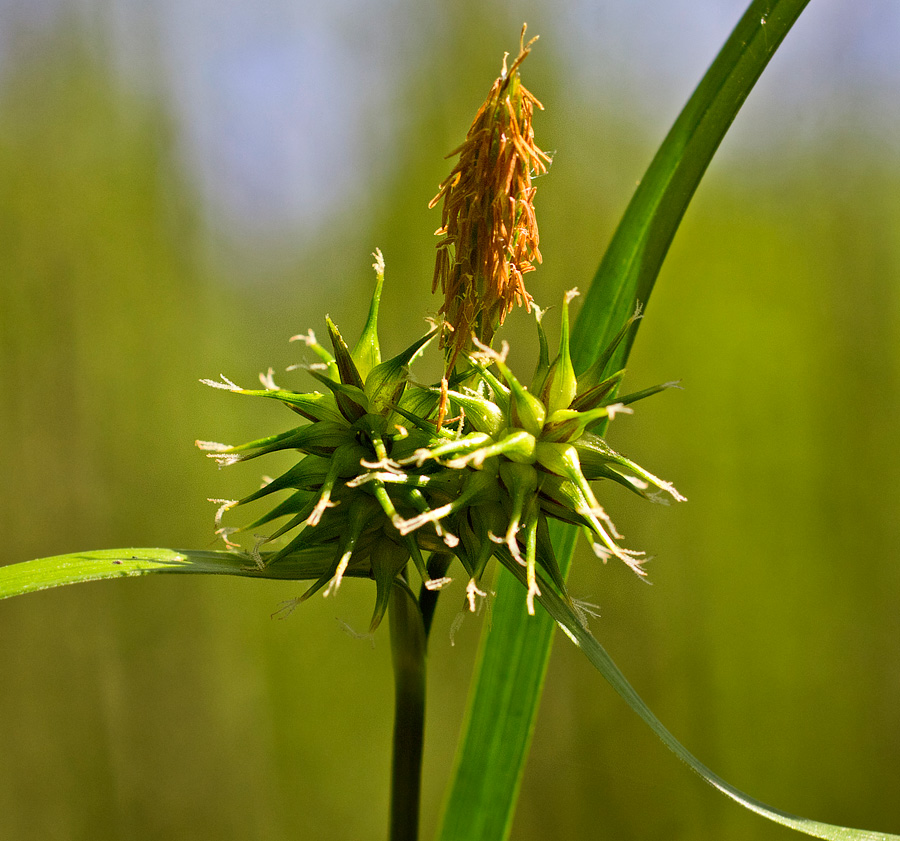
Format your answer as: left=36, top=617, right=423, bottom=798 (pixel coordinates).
left=0, top=547, right=348, bottom=600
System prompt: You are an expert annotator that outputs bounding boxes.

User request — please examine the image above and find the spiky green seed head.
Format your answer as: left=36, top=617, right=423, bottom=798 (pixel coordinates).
left=198, top=257, right=684, bottom=629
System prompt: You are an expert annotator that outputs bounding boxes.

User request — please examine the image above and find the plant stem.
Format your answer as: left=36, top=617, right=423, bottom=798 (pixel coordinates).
left=388, top=582, right=427, bottom=841
left=418, top=552, right=453, bottom=641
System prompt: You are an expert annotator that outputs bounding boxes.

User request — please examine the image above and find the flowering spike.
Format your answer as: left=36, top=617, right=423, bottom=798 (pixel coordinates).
left=201, top=41, right=683, bottom=622
left=430, top=25, right=550, bottom=367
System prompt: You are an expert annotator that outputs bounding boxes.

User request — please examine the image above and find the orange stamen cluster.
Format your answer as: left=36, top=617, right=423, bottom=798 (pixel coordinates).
left=430, top=27, right=552, bottom=368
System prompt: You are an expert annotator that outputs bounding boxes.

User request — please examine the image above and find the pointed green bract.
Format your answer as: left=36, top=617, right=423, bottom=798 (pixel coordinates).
left=351, top=249, right=385, bottom=378
left=365, top=329, right=437, bottom=415
left=576, top=308, right=641, bottom=392
left=304, top=367, right=369, bottom=421
left=530, top=304, right=552, bottom=397
left=569, top=370, right=625, bottom=413
left=541, top=289, right=579, bottom=414
left=370, top=537, right=408, bottom=632
left=326, top=316, right=365, bottom=391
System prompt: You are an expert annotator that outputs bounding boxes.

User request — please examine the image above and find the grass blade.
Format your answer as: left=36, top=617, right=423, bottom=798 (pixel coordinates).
left=438, top=1, right=812, bottom=838
left=437, top=523, right=577, bottom=841
left=0, top=547, right=346, bottom=600
left=572, top=0, right=812, bottom=375
left=510, top=561, right=900, bottom=841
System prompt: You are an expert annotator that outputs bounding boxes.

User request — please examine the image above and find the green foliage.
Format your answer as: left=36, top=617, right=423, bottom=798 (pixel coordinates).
left=1, top=5, right=899, bottom=841
left=0, top=548, right=352, bottom=599
left=439, top=3, right=821, bottom=839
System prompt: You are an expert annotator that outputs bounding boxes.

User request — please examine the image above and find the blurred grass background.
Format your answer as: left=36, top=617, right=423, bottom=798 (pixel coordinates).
left=0, top=2, right=898, bottom=840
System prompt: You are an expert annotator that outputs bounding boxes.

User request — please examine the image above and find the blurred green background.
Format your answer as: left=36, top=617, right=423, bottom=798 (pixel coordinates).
left=1, top=2, right=898, bottom=839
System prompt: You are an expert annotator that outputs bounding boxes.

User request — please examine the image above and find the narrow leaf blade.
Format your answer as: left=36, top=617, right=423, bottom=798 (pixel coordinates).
left=509, top=560, right=900, bottom=841
left=437, top=523, right=577, bottom=841
left=571, top=0, right=813, bottom=374
left=0, top=547, right=350, bottom=600
left=438, top=2, right=813, bottom=839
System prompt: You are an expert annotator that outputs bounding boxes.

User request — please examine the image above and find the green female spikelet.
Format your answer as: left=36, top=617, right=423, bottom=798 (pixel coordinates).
left=199, top=262, right=683, bottom=623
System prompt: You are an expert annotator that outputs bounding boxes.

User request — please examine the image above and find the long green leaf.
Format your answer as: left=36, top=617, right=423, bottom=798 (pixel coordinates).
left=438, top=1, right=813, bottom=839
left=437, top=522, right=577, bottom=841
left=572, top=0, right=813, bottom=375
left=0, top=547, right=348, bottom=600
left=509, top=562, right=900, bottom=841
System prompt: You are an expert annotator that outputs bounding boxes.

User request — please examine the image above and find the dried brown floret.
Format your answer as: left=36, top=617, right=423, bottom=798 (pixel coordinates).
left=430, top=25, right=552, bottom=371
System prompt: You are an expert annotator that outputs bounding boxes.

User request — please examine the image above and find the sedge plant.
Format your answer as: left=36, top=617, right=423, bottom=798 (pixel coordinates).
left=1, top=5, right=898, bottom=841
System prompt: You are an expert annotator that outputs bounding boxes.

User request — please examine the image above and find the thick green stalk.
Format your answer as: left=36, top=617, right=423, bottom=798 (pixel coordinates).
left=419, top=553, right=454, bottom=640
left=389, top=582, right=427, bottom=841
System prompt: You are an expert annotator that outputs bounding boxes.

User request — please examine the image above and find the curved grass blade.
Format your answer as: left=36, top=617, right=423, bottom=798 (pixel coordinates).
left=0, top=547, right=355, bottom=600
left=439, top=1, right=814, bottom=839
left=571, top=0, right=813, bottom=375
left=506, top=561, right=900, bottom=841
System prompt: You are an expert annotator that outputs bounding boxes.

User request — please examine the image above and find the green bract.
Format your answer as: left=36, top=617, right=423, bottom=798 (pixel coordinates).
left=198, top=253, right=684, bottom=629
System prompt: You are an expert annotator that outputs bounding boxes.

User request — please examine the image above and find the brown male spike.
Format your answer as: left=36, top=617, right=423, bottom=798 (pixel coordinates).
left=430, top=24, right=552, bottom=373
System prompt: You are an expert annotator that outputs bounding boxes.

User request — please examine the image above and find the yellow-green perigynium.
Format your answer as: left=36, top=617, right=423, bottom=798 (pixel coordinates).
left=198, top=253, right=684, bottom=629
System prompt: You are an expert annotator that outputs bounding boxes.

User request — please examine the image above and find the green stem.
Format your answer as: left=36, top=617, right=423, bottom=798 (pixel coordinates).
left=418, top=553, right=454, bottom=641
left=388, top=582, right=427, bottom=841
